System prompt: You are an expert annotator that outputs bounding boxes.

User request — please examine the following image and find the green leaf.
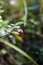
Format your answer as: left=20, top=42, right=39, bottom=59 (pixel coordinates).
left=0, top=20, right=9, bottom=25
left=9, top=35, right=16, bottom=44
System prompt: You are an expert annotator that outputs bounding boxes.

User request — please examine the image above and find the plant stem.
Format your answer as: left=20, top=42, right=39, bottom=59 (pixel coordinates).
left=23, top=0, right=27, bottom=26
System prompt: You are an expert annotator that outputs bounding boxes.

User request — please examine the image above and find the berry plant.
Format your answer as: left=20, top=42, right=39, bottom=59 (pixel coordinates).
left=0, top=0, right=43, bottom=65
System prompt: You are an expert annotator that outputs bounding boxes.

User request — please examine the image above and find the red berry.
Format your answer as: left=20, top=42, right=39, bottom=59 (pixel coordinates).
left=18, top=29, right=24, bottom=35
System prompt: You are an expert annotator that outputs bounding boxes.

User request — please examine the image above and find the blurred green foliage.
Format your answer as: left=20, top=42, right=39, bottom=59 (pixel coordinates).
left=0, top=0, right=43, bottom=65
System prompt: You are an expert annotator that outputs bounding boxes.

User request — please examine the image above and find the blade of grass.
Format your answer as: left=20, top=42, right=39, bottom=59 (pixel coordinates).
left=0, top=39, right=38, bottom=65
